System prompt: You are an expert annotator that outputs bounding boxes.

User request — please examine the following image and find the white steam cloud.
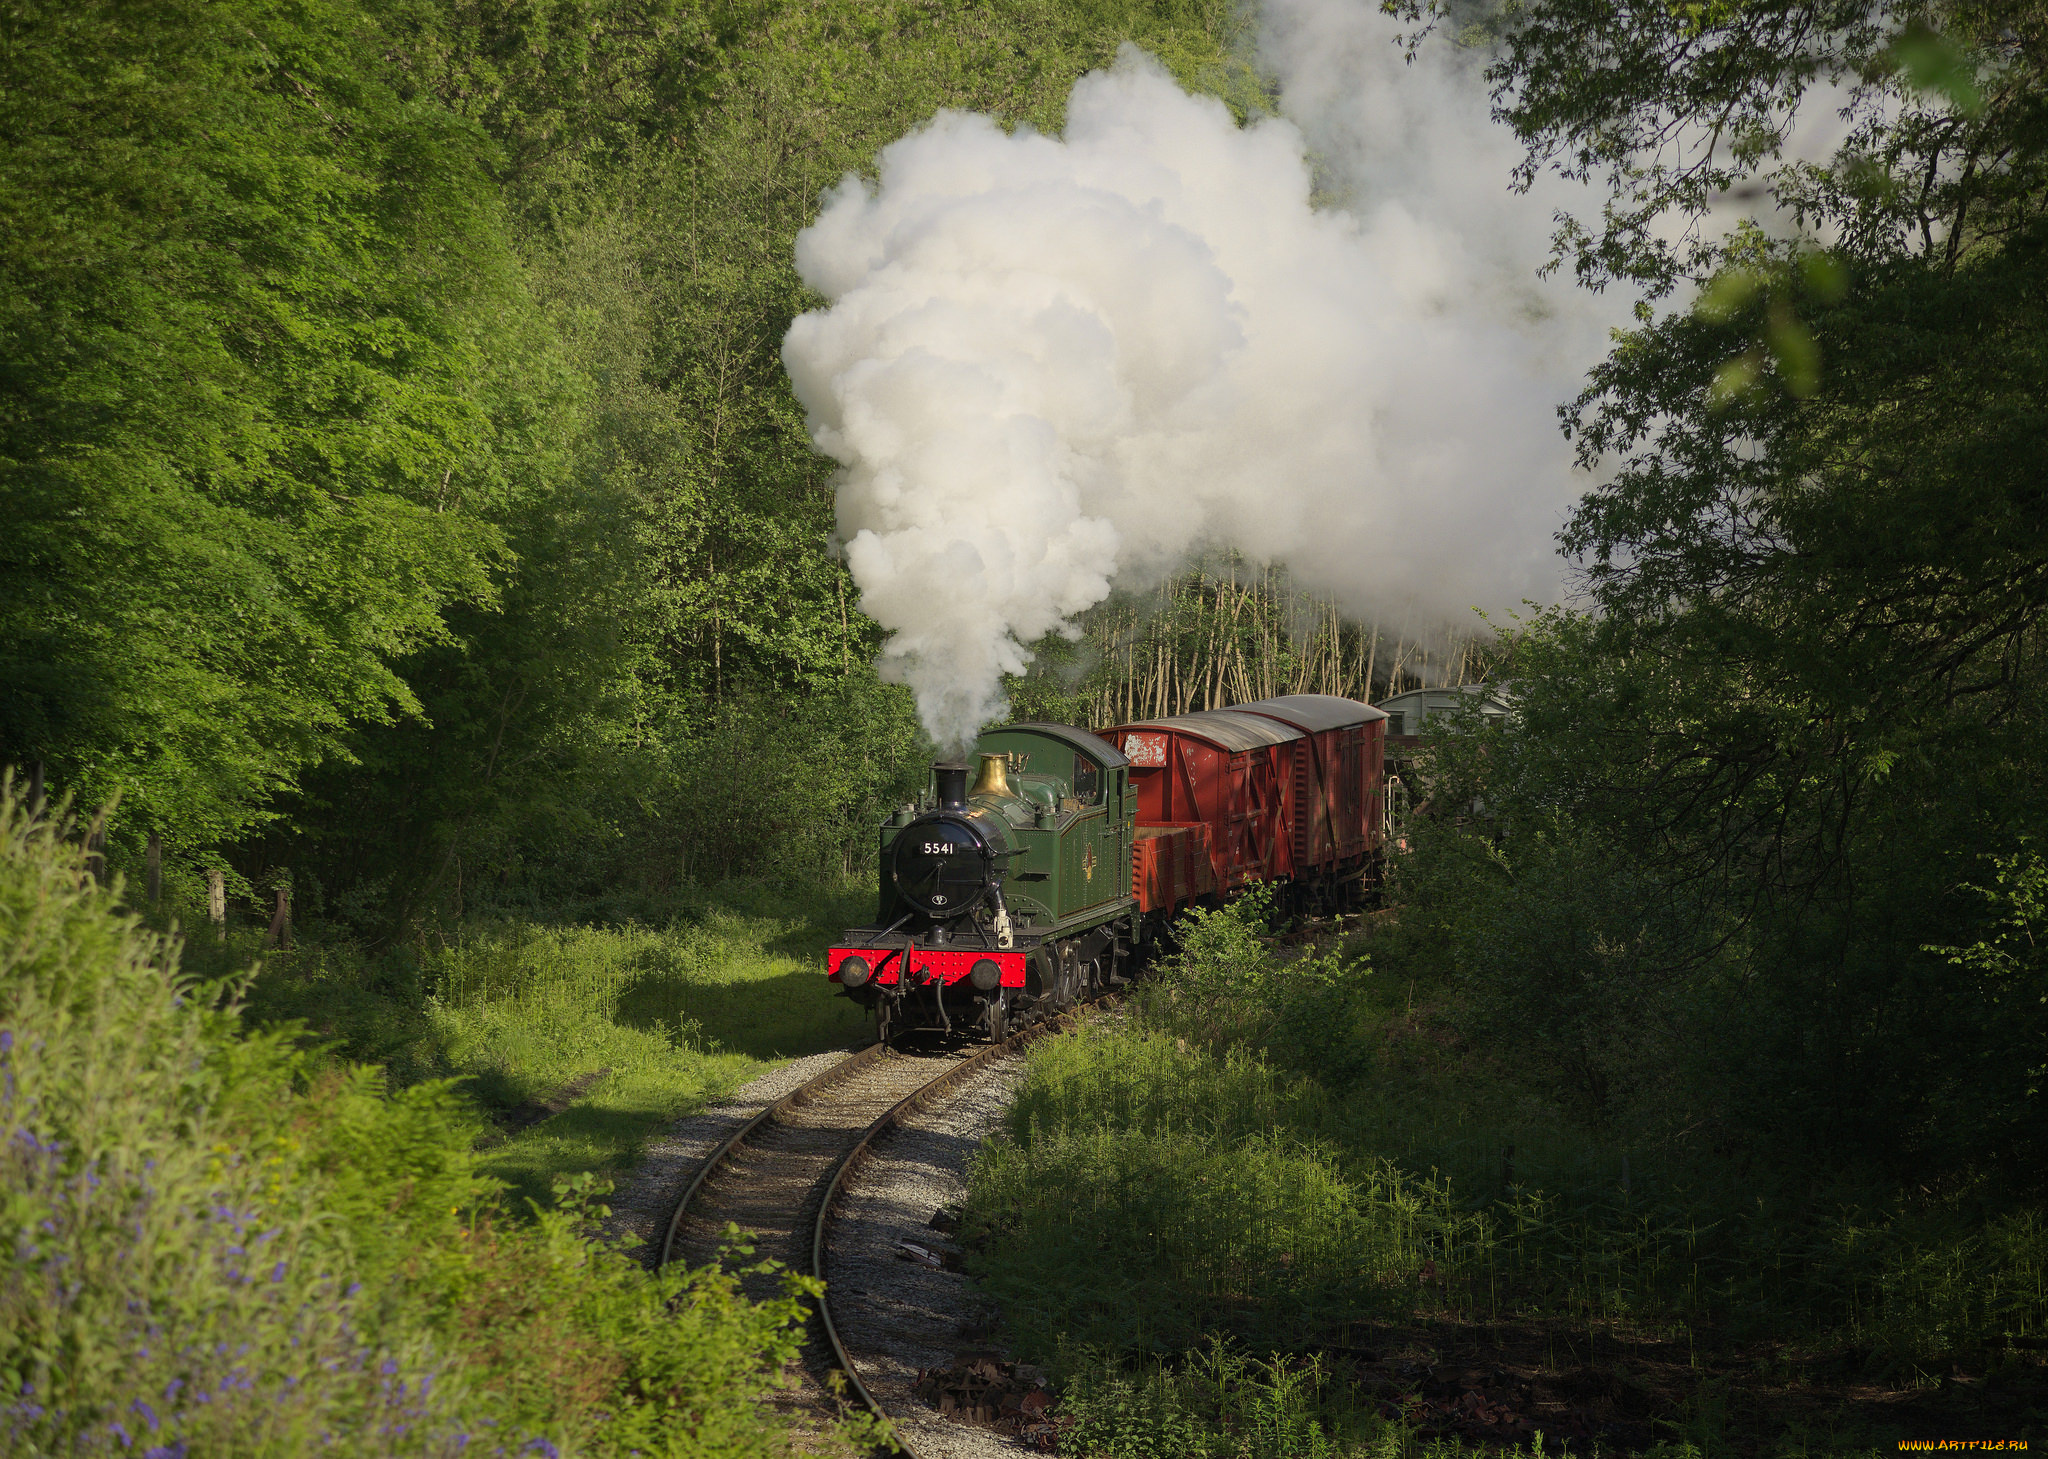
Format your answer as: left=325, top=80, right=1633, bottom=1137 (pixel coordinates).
left=783, top=3, right=1622, bottom=749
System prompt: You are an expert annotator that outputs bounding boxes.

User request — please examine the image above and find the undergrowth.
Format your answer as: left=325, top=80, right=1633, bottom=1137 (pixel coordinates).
left=963, top=890, right=2048, bottom=1456
left=206, top=884, right=873, bottom=1213
left=0, top=793, right=869, bottom=1457
left=1050, top=1339, right=1835, bottom=1459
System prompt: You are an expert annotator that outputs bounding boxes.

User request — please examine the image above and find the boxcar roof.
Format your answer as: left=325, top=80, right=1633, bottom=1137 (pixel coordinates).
left=1235, top=693, right=1388, bottom=733
left=1115, top=709, right=1305, bottom=752
left=992, top=721, right=1132, bottom=769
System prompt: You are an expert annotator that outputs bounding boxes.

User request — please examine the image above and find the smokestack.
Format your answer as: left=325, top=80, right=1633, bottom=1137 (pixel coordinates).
left=934, top=761, right=971, bottom=809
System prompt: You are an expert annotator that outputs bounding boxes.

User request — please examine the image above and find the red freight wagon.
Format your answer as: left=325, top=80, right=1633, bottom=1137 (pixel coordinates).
left=1233, top=694, right=1387, bottom=881
left=1131, top=820, right=1216, bottom=914
left=1101, top=709, right=1304, bottom=896
left=1105, top=695, right=1387, bottom=919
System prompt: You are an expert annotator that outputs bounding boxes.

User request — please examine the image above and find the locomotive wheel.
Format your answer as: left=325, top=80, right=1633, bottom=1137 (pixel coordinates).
left=874, top=997, right=893, bottom=1046
left=1055, top=942, right=1080, bottom=1009
left=984, top=989, right=1009, bottom=1041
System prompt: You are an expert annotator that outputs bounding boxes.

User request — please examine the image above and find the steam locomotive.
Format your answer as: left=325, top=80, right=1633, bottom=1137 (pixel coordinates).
left=825, top=695, right=1389, bottom=1040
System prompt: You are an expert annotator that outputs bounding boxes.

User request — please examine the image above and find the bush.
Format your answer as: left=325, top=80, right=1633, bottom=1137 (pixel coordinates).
left=0, top=792, right=848, bottom=1457
left=1053, top=1341, right=1442, bottom=1459
left=1057, top=1354, right=1206, bottom=1459
left=659, top=682, right=927, bottom=888
left=966, top=897, right=1470, bottom=1356
left=1134, top=886, right=1376, bottom=1087
left=1396, top=812, right=1717, bottom=1134
left=966, top=882, right=2048, bottom=1445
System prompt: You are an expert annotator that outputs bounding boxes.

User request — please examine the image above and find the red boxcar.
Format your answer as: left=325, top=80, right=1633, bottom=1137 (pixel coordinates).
left=1102, top=708, right=1300, bottom=895
left=1233, top=694, right=1386, bottom=881
left=1104, top=694, right=1386, bottom=918
left=1131, top=821, right=1215, bottom=914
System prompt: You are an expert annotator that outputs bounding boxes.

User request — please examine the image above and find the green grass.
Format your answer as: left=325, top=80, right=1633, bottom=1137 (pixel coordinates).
left=429, top=899, right=872, bottom=1211
left=1, top=796, right=855, bottom=1459
left=224, top=883, right=874, bottom=1216
left=962, top=898, right=2048, bottom=1457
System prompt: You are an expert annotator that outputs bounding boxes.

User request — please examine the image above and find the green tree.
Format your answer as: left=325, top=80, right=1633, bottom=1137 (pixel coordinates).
left=246, top=0, right=1265, bottom=922
left=1383, top=0, right=2048, bottom=1186
left=1460, top=0, right=2048, bottom=294
left=0, top=0, right=565, bottom=855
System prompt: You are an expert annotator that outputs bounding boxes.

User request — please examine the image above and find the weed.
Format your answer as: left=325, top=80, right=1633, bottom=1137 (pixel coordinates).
left=219, top=885, right=872, bottom=1213
left=0, top=793, right=861, bottom=1456
left=967, top=893, right=2048, bottom=1455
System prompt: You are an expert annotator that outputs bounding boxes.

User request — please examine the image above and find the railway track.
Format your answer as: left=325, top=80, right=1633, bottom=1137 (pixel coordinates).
left=657, top=1007, right=1100, bottom=1455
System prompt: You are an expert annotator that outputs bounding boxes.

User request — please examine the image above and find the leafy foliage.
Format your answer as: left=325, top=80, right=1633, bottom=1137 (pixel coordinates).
left=1434, top=0, right=2048, bottom=294
left=969, top=896, right=2048, bottom=1459
left=0, top=789, right=842, bottom=1457
left=190, top=0, right=1264, bottom=931
left=0, top=0, right=568, bottom=853
left=1357, top=0, right=2048, bottom=1230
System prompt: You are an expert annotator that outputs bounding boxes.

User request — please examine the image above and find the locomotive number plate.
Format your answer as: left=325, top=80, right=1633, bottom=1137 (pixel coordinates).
left=1126, top=732, right=1168, bottom=767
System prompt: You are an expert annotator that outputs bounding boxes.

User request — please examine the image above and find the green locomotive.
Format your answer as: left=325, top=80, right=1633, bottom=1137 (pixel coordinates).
left=824, top=723, right=1137, bottom=1040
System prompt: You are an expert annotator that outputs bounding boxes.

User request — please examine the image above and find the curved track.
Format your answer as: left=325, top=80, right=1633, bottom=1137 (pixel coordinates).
left=657, top=1009, right=1098, bottom=1455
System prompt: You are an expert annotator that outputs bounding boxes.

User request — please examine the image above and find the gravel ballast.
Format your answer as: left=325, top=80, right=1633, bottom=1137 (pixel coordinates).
left=828, top=1056, right=1043, bottom=1459
left=601, top=1045, right=865, bottom=1264
left=599, top=1034, right=1055, bottom=1456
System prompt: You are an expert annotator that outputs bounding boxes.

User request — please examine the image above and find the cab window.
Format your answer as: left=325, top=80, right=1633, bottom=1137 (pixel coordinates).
left=1072, top=753, right=1101, bottom=806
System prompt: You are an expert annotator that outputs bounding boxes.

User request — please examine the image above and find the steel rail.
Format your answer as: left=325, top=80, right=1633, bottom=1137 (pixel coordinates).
left=651, top=997, right=1111, bottom=1456
left=655, top=1036, right=894, bottom=1269
left=810, top=997, right=1110, bottom=1456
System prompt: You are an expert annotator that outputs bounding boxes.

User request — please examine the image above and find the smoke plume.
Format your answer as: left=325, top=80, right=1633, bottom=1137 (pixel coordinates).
left=783, top=6, right=1620, bottom=749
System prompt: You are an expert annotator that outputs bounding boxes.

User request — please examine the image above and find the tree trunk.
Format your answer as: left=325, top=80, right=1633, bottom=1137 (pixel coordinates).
left=208, top=869, right=226, bottom=941
left=265, top=885, right=292, bottom=951
left=146, top=833, right=162, bottom=907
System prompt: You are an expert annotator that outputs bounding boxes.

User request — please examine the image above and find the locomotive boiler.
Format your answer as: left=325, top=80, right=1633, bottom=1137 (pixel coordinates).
left=826, top=696, right=1388, bottom=1040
